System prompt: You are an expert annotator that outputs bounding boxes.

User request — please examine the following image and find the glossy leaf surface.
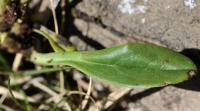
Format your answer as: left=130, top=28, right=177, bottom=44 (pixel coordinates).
left=31, top=43, right=197, bottom=87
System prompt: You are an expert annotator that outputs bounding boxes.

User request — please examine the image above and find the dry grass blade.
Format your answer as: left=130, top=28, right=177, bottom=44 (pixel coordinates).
left=103, top=88, right=131, bottom=109
left=0, top=92, right=7, bottom=103
left=68, top=91, right=99, bottom=111
left=81, top=77, right=92, bottom=110
left=30, top=77, right=72, bottom=111
left=50, top=0, right=59, bottom=34
left=12, top=53, right=23, bottom=71
left=30, top=77, right=58, bottom=97
left=9, top=76, right=31, bottom=86
left=44, top=92, right=72, bottom=111
left=59, top=71, right=65, bottom=93
left=89, top=87, right=131, bottom=111
left=0, top=104, right=15, bottom=111
left=0, top=86, right=37, bottom=103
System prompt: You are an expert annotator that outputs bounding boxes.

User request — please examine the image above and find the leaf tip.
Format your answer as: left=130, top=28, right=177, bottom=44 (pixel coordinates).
left=187, top=70, right=196, bottom=79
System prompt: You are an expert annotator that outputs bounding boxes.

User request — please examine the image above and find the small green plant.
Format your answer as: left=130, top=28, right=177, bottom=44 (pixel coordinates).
left=31, top=30, right=197, bottom=87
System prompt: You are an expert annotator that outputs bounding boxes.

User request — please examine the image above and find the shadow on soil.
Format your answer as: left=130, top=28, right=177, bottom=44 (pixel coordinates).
left=174, top=48, right=200, bottom=91
left=54, top=0, right=105, bottom=50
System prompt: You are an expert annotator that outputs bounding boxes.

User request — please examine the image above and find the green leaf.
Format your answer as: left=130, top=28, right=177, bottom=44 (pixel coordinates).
left=33, top=28, right=65, bottom=52
left=33, top=26, right=76, bottom=53
left=30, top=43, right=197, bottom=87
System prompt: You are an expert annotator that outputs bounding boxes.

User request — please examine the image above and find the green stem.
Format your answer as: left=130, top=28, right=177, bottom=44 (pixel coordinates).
left=30, top=51, right=82, bottom=66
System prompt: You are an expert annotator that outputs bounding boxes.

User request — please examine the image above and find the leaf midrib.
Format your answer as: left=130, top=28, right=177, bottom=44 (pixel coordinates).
left=74, top=59, right=193, bottom=71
